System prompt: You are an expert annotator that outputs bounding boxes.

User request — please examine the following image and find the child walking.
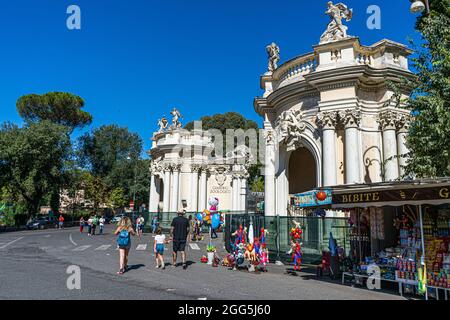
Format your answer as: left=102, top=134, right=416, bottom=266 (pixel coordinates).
left=154, top=227, right=170, bottom=269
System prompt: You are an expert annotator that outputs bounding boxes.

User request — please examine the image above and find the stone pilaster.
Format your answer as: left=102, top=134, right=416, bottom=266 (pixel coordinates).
left=378, top=110, right=400, bottom=181
left=395, top=113, right=411, bottom=178
left=162, top=164, right=171, bottom=213
left=339, top=108, right=361, bottom=184
left=317, top=111, right=338, bottom=186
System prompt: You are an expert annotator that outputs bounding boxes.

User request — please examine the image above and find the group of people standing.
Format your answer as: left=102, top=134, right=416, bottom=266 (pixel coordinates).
left=79, top=215, right=106, bottom=236
left=114, top=210, right=190, bottom=275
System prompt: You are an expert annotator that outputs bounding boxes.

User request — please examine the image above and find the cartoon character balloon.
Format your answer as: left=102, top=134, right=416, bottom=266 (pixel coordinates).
left=202, top=210, right=211, bottom=225
left=208, top=197, right=219, bottom=213
left=196, top=212, right=203, bottom=224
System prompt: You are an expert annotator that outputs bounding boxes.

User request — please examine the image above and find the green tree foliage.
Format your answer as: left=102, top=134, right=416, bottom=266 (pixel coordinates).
left=0, top=121, right=71, bottom=216
left=78, top=125, right=150, bottom=208
left=82, top=172, right=109, bottom=213
left=404, top=0, right=450, bottom=177
left=107, top=187, right=127, bottom=214
left=16, top=92, right=92, bottom=130
left=184, top=112, right=259, bottom=133
left=185, top=112, right=263, bottom=190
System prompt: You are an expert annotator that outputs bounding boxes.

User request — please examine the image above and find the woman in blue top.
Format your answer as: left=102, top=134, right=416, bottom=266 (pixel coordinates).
left=114, top=217, right=135, bottom=275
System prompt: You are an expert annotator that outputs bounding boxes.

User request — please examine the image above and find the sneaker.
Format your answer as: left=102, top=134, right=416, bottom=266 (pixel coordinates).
left=155, top=265, right=160, bottom=269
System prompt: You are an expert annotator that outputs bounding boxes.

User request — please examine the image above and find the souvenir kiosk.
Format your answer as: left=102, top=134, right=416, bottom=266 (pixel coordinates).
left=328, top=179, right=450, bottom=299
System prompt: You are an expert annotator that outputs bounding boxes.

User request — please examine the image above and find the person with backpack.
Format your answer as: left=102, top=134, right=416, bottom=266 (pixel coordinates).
left=114, top=217, right=135, bottom=275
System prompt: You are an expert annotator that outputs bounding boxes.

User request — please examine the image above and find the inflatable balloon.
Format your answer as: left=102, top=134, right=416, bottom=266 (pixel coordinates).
left=208, top=197, right=219, bottom=213
left=211, top=213, right=221, bottom=230
left=196, top=212, right=203, bottom=224
left=203, top=210, right=211, bottom=225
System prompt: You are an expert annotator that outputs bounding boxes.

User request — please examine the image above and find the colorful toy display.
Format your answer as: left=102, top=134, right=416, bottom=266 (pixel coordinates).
left=289, top=220, right=303, bottom=271
left=290, top=242, right=302, bottom=271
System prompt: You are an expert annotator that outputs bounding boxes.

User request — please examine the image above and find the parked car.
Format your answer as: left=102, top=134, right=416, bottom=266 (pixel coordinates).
left=111, top=214, right=126, bottom=224
left=26, top=216, right=57, bottom=230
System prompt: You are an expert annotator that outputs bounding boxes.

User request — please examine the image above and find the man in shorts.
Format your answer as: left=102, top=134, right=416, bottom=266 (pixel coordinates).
left=170, top=210, right=190, bottom=270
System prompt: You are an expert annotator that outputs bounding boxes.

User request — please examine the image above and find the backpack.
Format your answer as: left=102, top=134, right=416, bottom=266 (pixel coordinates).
left=117, top=230, right=130, bottom=247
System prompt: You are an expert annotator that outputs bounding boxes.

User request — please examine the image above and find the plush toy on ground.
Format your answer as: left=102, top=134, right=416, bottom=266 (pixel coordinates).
left=259, top=248, right=269, bottom=272
left=232, top=225, right=247, bottom=246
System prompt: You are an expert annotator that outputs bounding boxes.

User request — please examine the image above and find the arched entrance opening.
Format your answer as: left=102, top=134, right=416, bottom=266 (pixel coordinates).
left=288, top=147, right=317, bottom=194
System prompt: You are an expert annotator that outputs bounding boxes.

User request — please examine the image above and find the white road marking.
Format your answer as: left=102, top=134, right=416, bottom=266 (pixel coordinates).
left=136, top=244, right=147, bottom=251
left=44, top=235, right=51, bottom=238
left=95, top=245, right=111, bottom=251
left=72, top=245, right=91, bottom=252
left=198, top=297, right=208, bottom=300
left=189, top=243, right=200, bottom=250
left=0, top=237, right=24, bottom=249
left=69, top=233, right=77, bottom=246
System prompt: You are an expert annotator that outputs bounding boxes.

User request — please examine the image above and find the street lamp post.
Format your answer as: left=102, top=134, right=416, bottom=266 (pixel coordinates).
left=410, top=0, right=430, bottom=14
left=127, top=156, right=138, bottom=212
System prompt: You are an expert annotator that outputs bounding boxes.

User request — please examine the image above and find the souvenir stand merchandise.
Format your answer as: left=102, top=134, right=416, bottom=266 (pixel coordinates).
left=423, top=206, right=450, bottom=292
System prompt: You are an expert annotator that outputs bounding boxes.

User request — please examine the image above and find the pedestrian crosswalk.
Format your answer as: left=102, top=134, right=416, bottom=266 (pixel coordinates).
left=136, top=244, right=147, bottom=251
left=95, top=244, right=112, bottom=251
left=39, top=242, right=204, bottom=254
left=189, top=243, right=200, bottom=250
left=73, top=245, right=91, bottom=251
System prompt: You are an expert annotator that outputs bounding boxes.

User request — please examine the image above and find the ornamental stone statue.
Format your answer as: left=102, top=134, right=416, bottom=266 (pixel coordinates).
left=320, top=1, right=353, bottom=44
left=170, top=108, right=182, bottom=130
left=157, top=117, right=168, bottom=133
left=266, top=42, right=280, bottom=73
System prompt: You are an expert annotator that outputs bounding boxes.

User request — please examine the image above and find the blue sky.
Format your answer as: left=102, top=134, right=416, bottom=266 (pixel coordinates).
left=0, top=0, right=421, bottom=154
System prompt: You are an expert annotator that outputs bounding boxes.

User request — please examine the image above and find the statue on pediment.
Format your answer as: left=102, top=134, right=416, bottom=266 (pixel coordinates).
left=170, top=108, right=182, bottom=130
left=320, top=1, right=353, bottom=44
left=266, top=42, right=280, bottom=73
left=157, top=117, right=168, bottom=133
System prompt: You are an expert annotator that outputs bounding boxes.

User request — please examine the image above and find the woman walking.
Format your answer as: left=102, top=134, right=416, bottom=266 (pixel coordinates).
left=114, top=217, right=135, bottom=275
left=79, top=217, right=85, bottom=233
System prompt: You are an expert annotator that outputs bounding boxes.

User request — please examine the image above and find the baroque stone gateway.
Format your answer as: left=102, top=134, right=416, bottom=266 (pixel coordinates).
left=254, top=1, right=415, bottom=216
left=148, top=2, right=415, bottom=216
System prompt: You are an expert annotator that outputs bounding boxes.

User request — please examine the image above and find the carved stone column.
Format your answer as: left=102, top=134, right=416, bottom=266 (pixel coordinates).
left=162, top=164, right=171, bottom=213
left=339, top=108, right=361, bottom=184
left=198, top=166, right=208, bottom=212
left=170, top=164, right=181, bottom=212
left=317, top=111, right=338, bottom=186
left=149, top=160, right=162, bottom=212
left=232, top=171, right=240, bottom=211
left=396, top=114, right=411, bottom=178
left=264, top=117, right=276, bottom=216
left=190, top=164, right=201, bottom=212
left=379, top=110, right=400, bottom=181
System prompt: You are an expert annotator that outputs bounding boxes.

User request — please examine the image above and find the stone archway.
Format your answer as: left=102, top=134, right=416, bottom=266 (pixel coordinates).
left=288, top=147, right=317, bottom=194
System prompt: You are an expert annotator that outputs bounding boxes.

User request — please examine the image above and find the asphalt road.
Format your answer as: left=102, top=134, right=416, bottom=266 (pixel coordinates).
left=0, top=225, right=405, bottom=300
